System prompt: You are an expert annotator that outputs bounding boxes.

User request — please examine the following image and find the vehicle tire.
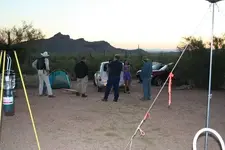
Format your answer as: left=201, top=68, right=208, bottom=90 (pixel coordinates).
left=139, top=77, right=142, bottom=83
left=97, top=86, right=102, bottom=92
left=154, top=77, right=163, bottom=86
left=93, top=79, right=97, bottom=86
left=137, top=75, right=142, bottom=83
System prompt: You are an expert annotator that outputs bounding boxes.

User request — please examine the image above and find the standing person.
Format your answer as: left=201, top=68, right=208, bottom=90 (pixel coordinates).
left=32, top=51, right=54, bottom=97
left=74, top=57, right=88, bottom=97
left=102, top=54, right=123, bottom=102
left=123, top=60, right=132, bottom=94
left=140, top=57, right=152, bottom=100
left=107, top=59, right=113, bottom=93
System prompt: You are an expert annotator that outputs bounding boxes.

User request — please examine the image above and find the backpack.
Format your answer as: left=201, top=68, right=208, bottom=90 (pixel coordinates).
left=36, top=57, right=46, bottom=70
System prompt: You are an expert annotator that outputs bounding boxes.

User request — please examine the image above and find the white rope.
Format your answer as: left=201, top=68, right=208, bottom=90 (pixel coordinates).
left=123, top=5, right=212, bottom=150
left=193, top=128, right=225, bottom=150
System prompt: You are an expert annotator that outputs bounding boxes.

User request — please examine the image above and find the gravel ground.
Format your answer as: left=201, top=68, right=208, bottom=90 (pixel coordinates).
left=0, top=81, right=225, bottom=150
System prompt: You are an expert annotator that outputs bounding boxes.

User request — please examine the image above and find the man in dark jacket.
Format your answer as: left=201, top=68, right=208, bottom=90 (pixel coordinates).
left=102, top=54, right=123, bottom=102
left=74, top=57, right=88, bottom=97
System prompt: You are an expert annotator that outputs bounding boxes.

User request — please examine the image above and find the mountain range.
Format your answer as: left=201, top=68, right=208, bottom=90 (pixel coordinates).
left=0, top=32, right=178, bottom=54
left=17, top=32, right=149, bottom=55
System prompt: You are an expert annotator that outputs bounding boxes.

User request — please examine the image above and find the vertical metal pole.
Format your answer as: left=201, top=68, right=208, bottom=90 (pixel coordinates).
left=204, top=3, right=215, bottom=150
left=0, top=51, right=6, bottom=142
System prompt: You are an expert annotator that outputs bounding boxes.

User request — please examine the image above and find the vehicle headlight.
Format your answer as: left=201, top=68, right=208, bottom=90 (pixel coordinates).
left=101, top=80, right=107, bottom=86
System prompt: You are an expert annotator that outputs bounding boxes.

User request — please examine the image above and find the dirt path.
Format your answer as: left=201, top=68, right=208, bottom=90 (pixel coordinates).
left=1, top=81, right=225, bottom=150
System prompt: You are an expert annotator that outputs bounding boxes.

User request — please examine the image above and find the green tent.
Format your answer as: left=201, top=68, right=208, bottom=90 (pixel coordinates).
left=49, top=70, right=71, bottom=89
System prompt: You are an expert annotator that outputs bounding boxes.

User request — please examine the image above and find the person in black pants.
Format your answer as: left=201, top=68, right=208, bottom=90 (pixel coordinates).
left=102, top=54, right=123, bottom=102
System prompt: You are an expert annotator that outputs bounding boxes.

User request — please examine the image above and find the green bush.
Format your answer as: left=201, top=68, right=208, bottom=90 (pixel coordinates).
left=20, top=53, right=179, bottom=79
left=18, top=49, right=225, bottom=90
left=174, top=49, right=225, bottom=89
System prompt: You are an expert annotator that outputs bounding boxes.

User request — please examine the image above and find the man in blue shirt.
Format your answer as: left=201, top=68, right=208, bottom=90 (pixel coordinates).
left=140, top=57, right=152, bottom=100
left=102, top=54, right=123, bottom=102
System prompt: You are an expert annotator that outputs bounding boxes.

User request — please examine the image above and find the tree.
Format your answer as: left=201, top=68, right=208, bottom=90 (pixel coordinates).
left=0, top=21, right=44, bottom=45
left=177, top=36, right=205, bottom=51
left=124, top=50, right=129, bottom=59
left=175, top=34, right=225, bottom=89
left=207, top=36, right=225, bottom=50
left=0, top=21, right=45, bottom=64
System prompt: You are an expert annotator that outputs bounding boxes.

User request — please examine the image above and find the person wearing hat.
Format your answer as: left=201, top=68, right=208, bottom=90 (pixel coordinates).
left=102, top=54, right=123, bottom=102
left=32, top=51, right=54, bottom=97
left=140, top=57, right=152, bottom=100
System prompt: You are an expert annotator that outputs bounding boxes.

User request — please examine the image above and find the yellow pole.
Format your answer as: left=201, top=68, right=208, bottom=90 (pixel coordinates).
left=0, top=50, right=6, bottom=141
left=13, top=51, right=41, bottom=150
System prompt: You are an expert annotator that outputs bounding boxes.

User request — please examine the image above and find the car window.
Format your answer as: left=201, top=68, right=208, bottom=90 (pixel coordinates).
left=103, top=63, right=108, bottom=72
left=152, top=63, right=163, bottom=70
left=159, top=65, right=168, bottom=71
left=103, top=62, right=124, bottom=72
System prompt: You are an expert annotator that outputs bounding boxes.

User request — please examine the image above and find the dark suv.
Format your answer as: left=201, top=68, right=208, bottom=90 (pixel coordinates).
left=136, top=62, right=174, bottom=86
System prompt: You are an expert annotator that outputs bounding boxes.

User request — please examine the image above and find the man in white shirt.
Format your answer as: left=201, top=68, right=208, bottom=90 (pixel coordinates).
left=32, top=51, right=54, bottom=97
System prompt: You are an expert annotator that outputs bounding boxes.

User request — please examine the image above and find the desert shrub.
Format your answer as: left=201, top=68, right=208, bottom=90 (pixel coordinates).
left=174, top=49, right=225, bottom=89
left=18, top=50, right=225, bottom=90
left=211, top=49, right=225, bottom=89
left=19, top=53, right=179, bottom=79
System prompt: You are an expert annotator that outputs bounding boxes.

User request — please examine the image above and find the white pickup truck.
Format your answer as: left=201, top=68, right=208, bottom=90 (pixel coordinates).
left=93, top=61, right=124, bottom=92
